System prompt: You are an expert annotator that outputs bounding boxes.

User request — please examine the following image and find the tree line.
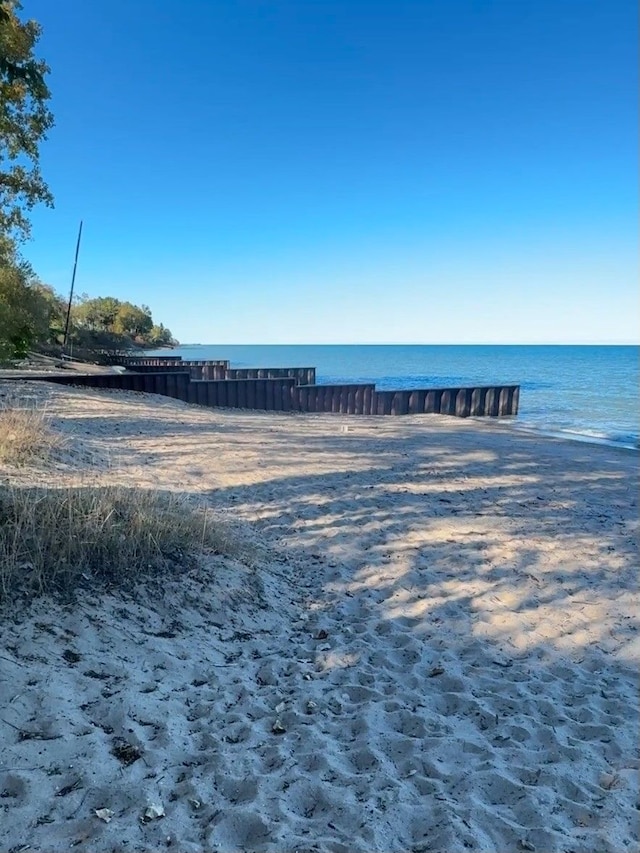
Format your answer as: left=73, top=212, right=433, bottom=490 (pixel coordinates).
left=0, top=2, right=177, bottom=363
left=0, top=259, right=177, bottom=362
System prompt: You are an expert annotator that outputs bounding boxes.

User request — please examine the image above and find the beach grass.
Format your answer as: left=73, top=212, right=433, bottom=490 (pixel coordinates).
left=0, top=395, right=62, bottom=465
left=0, top=484, right=237, bottom=601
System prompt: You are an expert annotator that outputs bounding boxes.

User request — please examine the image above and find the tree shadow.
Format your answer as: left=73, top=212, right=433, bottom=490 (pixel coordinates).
left=5, top=385, right=638, bottom=851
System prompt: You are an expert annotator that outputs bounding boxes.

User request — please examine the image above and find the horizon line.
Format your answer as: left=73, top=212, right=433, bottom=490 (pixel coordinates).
left=169, top=341, right=640, bottom=347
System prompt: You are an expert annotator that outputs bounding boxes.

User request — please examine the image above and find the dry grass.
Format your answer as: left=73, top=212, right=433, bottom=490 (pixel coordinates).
left=0, top=396, right=62, bottom=465
left=0, top=484, right=240, bottom=601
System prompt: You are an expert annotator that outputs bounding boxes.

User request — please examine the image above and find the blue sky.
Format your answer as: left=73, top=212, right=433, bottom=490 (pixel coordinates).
left=23, top=0, right=638, bottom=344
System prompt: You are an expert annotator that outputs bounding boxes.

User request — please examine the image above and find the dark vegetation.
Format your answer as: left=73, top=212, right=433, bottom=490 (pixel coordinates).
left=1, top=260, right=178, bottom=362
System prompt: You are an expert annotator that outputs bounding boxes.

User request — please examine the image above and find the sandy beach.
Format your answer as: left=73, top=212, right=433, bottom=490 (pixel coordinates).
left=0, top=380, right=638, bottom=853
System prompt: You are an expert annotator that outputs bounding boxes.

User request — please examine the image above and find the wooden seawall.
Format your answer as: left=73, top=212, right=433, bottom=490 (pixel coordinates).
left=188, top=378, right=297, bottom=411
left=125, top=364, right=317, bottom=384
left=4, top=360, right=519, bottom=418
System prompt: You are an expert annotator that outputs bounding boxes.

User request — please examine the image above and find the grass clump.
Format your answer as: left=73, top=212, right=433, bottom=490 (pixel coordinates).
left=0, top=397, right=61, bottom=465
left=0, top=484, right=235, bottom=601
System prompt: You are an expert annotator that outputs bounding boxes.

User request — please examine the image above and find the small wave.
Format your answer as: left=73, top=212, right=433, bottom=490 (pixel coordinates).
left=508, top=421, right=639, bottom=451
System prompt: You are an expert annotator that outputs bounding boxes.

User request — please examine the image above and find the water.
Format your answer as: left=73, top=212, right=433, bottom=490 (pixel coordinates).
left=148, top=344, right=639, bottom=450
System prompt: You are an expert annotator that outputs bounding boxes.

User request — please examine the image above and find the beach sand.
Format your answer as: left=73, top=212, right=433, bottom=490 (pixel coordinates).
left=1, top=381, right=638, bottom=852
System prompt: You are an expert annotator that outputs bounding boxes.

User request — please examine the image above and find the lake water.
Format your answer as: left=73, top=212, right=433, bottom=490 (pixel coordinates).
left=148, top=345, right=639, bottom=450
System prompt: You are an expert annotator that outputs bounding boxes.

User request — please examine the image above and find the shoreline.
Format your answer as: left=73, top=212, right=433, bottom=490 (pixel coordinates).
left=153, top=343, right=639, bottom=450
left=476, top=417, right=640, bottom=453
left=1, top=380, right=638, bottom=852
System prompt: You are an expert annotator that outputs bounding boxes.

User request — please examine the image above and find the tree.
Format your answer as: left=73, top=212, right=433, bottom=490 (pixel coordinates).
left=33, top=280, right=66, bottom=343
left=0, top=278, right=178, bottom=361
left=112, top=301, right=153, bottom=341
left=0, top=1, right=54, bottom=244
left=0, top=259, right=51, bottom=360
left=69, top=294, right=177, bottom=353
left=72, top=296, right=122, bottom=332
left=148, top=322, right=176, bottom=347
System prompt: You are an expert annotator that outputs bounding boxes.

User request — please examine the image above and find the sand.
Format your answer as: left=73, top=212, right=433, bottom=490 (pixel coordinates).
left=0, top=381, right=638, bottom=853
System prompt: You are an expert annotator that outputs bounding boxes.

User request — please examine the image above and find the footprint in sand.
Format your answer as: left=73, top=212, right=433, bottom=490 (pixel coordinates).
left=206, top=809, right=272, bottom=851
left=340, top=684, right=385, bottom=704
left=349, top=747, right=381, bottom=773
left=0, top=773, right=28, bottom=804
left=431, top=691, right=482, bottom=718
left=388, top=646, right=421, bottom=667
left=427, top=672, right=466, bottom=693
left=257, top=744, right=287, bottom=773
left=296, top=750, right=329, bottom=774
left=355, top=668, right=377, bottom=687
left=215, top=773, right=258, bottom=805
left=505, top=724, right=532, bottom=744
left=381, top=734, right=416, bottom=763
left=386, top=709, right=426, bottom=739
left=285, top=780, right=337, bottom=819
left=410, top=775, right=443, bottom=797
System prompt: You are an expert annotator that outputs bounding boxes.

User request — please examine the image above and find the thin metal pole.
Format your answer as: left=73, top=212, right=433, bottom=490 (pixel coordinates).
left=62, top=220, right=83, bottom=351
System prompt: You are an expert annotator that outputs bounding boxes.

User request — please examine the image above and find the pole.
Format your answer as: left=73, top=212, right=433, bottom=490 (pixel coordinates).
left=62, top=220, right=83, bottom=352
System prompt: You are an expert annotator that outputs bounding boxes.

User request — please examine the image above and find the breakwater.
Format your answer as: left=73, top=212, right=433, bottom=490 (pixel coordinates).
left=6, top=355, right=519, bottom=417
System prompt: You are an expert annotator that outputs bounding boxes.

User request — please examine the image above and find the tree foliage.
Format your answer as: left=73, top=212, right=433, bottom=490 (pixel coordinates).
left=0, top=267, right=178, bottom=362
left=0, top=257, right=53, bottom=361
left=70, top=296, right=177, bottom=352
left=0, top=0, right=53, bottom=243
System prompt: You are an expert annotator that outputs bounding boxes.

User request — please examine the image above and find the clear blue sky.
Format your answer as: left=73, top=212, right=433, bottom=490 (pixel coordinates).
left=24, top=0, right=638, bottom=344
